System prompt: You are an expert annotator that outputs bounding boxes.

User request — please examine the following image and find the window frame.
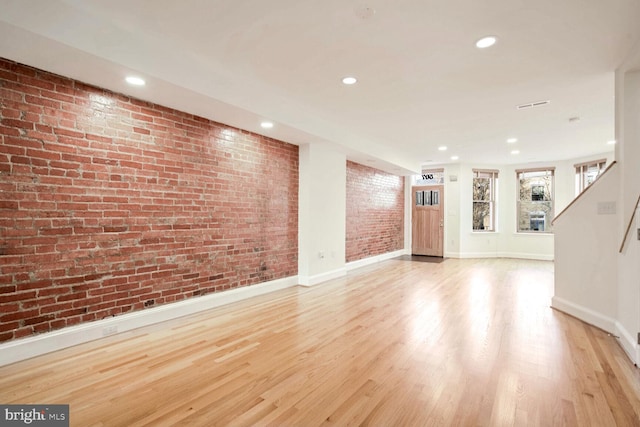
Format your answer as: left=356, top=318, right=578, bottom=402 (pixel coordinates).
left=413, top=168, right=445, bottom=186
left=574, top=159, right=606, bottom=195
left=516, top=167, right=555, bottom=234
left=472, top=169, right=498, bottom=232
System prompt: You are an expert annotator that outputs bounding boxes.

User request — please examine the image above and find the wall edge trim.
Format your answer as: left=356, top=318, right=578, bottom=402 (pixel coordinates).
left=615, top=321, right=640, bottom=366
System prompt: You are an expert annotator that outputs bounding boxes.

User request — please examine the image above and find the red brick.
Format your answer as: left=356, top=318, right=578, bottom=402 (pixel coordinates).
left=2, top=119, right=34, bottom=131
left=38, top=286, right=71, bottom=297
left=54, top=127, right=85, bottom=139
left=0, top=321, right=20, bottom=333
left=16, top=280, right=53, bottom=291
left=26, top=149, right=62, bottom=161
left=40, top=303, right=73, bottom=314
left=0, top=58, right=299, bottom=342
left=0, top=309, right=39, bottom=323
left=23, top=315, right=55, bottom=327
left=14, top=327, right=34, bottom=338
left=0, top=332, right=14, bottom=341
left=18, top=75, right=55, bottom=91
left=346, top=161, right=404, bottom=263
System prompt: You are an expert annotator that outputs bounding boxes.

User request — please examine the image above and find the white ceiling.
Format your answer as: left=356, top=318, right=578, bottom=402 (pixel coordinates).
left=1, top=0, right=639, bottom=174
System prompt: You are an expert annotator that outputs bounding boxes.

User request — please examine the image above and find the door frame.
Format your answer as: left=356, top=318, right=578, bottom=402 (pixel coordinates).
left=411, top=184, right=445, bottom=257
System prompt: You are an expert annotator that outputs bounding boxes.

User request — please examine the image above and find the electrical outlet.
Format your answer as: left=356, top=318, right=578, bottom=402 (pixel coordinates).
left=102, top=326, right=118, bottom=337
left=318, top=251, right=325, bottom=259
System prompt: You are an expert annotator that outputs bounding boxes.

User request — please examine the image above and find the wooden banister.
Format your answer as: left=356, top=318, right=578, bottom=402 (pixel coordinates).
left=552, top=161, right=617, bottom=225
left=619, top=193, right=640, bottom=253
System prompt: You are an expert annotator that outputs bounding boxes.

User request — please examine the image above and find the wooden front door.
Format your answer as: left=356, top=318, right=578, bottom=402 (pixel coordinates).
left=412, top=185, right=444, bottom=257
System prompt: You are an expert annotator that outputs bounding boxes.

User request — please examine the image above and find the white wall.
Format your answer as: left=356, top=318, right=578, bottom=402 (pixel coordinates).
left=551, top=41, right=640, bottom=365
left=434, top=154, right=613, bottom=260
left=444, top=165, right=462, bottom=256
left=615, top=63, right=640, bottom=363
left=552, top=165, right=619, bottom=331
left=457, top=163, right=503, bottom=258
left=298, top=143, right=347, bottom=285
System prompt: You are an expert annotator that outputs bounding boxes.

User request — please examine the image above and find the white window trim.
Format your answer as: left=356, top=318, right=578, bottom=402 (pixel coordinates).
left=516, top=168, right=555, bottom=234
left=574, top=159, right=606, bottom=195
left=472, top=169, right=498, bottom=232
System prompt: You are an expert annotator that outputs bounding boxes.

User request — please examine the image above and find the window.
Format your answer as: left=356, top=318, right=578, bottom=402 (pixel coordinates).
left=415, top=190, right=440, bottom=206
left=517, top=168, right=554, bottom=233
left=472, top=169, right=498, bottom=231
left=413, top=169, right=445, bottom=185
left=575, top=159, right=606, bottom=195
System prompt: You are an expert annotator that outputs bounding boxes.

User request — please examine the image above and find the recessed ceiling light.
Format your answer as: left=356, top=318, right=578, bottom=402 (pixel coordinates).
left=476, top=36, right=497, bottom=49
left=438, top=146, right=447, bottom=151
left=511, top=150, right=520, bottom=155
left=125, top=76, right=145, bottom=86
left=607, top=140, right=617, bottom=145
left=451, top=155, right=459, bottom=160
left=342, top=76, right=357, bottom=85
left=260, top=121, right=274, bottom=129
left=507, top=138, right=517, bottom=143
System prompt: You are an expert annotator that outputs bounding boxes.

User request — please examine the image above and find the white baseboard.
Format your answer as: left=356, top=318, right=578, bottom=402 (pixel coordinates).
left=497, top=252, right=554, bottom=261
left=0, top=276, right=299, bottom=367
left=550, top=296, right=640, bottom=365
left=551, top=296, right=617, bottom=334
left=615, top=321, right=640, bottom=366
left=456, top=251, right=554, bottom=261
left=457, top=252, right=498, bottom=259
left=299, top=249, right=410, bottom=287
left=299, top=268, right=346, bottom=287
left=346, top=249, right=409, bottom=271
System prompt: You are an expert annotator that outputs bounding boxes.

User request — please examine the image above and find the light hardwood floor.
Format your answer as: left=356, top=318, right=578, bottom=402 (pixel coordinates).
left=1, top=258, right=639, bottom=426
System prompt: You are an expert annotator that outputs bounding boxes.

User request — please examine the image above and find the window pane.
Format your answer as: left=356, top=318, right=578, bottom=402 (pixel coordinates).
left=517, top=169, right=554, bottom=232
left=473, top=178, right=491, bottom=201
left=575, top=160, right=605, bottom=193
left=432, top=190, right=439, bottom=205
left=472, top=170, right=497, bottom=232
left=518, top=201, right=553, bottom=232
left=473, top=202, right=492, bottom=230
left=519, top=176, right=552, bottom=202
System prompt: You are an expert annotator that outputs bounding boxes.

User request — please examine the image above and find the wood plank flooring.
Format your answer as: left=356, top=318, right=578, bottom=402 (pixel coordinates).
left=1, top=258, right=639, bottom=426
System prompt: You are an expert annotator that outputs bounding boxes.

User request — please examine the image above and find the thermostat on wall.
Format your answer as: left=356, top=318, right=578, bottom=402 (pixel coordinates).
left=449, top=175, right=458, bottom=182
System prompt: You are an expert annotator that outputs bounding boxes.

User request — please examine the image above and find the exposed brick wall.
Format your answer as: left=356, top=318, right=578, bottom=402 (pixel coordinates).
left=345, top=161, right=404, bottom=262
left=0, top=58, right=298, bottom=342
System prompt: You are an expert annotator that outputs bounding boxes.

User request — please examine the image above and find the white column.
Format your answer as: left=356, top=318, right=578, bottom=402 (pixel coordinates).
left=298, top=143, right=346, bottom=285
left=616, top=69, right=640, bottom=364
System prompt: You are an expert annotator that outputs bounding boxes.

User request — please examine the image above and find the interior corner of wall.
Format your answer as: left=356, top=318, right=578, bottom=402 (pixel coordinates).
left=615, top=321, right=640, bottom=366
left=551, top=296, right=616, bottom=334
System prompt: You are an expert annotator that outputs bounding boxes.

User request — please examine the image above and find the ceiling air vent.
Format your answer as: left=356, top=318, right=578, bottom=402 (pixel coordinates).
left=516, top=100, right=550, bottom=110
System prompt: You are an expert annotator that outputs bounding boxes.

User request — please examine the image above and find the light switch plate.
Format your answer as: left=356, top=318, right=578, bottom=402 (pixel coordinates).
left=597, top=201, right=616, bottom=215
